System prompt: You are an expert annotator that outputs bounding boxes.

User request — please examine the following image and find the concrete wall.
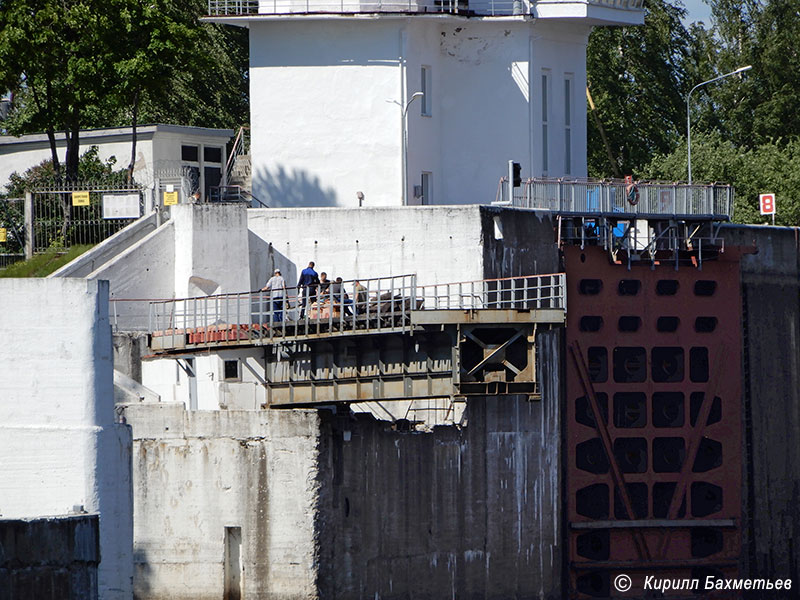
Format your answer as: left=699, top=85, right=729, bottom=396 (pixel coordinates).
left=480, top=206, right=560, bottom=278
left=173, top=203, right=251, bottom=297
left=120, top=403, right=320, bottom=600
left=246, top=205, right=485, bottom=288
left=248, top=18, right=590, bottom=208
left=0, top=278, right=133, bottom=600
left=315, top=328, right=563, bottom=599
left=722, top=225, right=800, bottom=592
left=0, top=515, right=100, bottom=599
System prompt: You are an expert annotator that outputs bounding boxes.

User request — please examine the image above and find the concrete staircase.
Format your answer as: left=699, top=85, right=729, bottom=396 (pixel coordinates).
left=228, top=153, right=251, bottom=194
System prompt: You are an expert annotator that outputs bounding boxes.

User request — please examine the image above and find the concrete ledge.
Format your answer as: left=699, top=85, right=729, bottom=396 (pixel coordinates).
left=49, top=212, right=159, bottom=278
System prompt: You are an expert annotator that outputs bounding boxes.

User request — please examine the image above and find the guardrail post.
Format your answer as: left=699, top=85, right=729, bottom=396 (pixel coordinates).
left=24, top=191, right=34, bottom=259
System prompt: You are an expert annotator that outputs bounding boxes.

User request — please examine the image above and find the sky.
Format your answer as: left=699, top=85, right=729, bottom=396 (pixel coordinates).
left=679, top=0, right=713, bottom=26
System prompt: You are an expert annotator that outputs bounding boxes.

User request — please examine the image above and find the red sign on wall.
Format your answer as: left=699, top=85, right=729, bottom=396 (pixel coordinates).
left=759, top=193, right=776, bottom=215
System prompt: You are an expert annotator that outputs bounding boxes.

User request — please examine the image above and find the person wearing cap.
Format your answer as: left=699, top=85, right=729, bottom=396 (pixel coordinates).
left=262, top=268, right=287, bottom=323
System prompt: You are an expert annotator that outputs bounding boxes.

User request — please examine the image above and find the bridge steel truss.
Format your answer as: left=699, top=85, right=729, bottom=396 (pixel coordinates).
left=145, top=274, right=567, bottom=407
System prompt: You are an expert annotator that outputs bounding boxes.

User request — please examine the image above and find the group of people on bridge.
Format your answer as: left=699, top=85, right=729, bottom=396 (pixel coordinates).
left=260, top=261, right=368, bottom=322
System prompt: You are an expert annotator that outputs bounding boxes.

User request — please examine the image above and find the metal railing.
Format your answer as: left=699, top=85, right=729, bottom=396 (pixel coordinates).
left=225, top=126, right=249, bottom=184
left=416, top=273, right=564, bottom=310
left=496, top=177, right=734, bottom=221
left=142, top=273, right=566, bottom=348
left=31, top=180, right=143, bottom=253
left=208, top=185, right=268, bottom=208
left=208, top=0, right=641, bottom=14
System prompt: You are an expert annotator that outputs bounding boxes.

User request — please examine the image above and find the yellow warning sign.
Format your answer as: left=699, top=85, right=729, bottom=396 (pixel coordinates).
left=72, top=191, right=90, bottom=206
left=163, top=191, right=179, bottom=206
left=0, top=228, right=6, bottom=243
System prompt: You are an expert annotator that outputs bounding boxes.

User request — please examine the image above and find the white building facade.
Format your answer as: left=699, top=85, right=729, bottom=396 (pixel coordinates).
left=210, top=0, right=642, bottom=207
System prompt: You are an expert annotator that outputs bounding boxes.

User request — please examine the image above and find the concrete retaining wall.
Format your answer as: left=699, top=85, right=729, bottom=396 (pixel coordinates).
left=0, top=515, right=100, bottom=600
left=315, top=329, right=563, bottom=599
left=723, top=225, right=800, bottom=591
left=121, top=403, right=320, bottom=600
left=0, top=279, right=133, bottom=600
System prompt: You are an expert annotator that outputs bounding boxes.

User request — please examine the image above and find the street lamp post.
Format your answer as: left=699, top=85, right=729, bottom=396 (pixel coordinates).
left=402, top=91, right=424, bottom=205
left=687, top=65, right=752, bottom=184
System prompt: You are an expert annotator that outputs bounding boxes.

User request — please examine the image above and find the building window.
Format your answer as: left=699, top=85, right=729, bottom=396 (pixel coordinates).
left=541, top=71, right=550, bottom=174
left=421, top=172, right=432, bottom=205
left=204, top=146, right=223, bottom=163
left=181, top=145, right=199, bottom=162
left=421, top=66, right=432, bottom=117
left=223, top=359, right=240, bottom=381
left=564, top=75, right=573, bottom=175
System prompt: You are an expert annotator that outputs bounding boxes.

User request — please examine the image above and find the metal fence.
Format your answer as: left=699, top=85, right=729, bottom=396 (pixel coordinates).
left=31, top=180, right=143, bottom=253
left=142, top=273, right=566, bottom=348
left=208, top=0, right=641, bottom=15
left=0, top=253, right=25, bottom=269
left=416, top=273, right=564, bottom=310
left=497, top=177, right=734, bottom=221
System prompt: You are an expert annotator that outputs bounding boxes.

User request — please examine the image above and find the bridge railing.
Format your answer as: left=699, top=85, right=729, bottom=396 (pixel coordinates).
left=416, top=273, right=565, bottom=311
left=497, top=177, right=734, bottom=221
left=141, top=272, right=566, bottom=348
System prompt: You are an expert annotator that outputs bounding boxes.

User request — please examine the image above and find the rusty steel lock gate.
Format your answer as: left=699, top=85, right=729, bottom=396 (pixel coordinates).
left=565, top=245, right=746, bottom=598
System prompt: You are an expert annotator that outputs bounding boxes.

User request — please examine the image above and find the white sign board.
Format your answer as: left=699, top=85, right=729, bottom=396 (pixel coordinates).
left=759, top=193, right=776, bottom=215
left=103, top=193, right=141, bottom=219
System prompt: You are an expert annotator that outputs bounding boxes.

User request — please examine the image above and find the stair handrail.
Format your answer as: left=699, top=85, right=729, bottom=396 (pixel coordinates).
left=225, top=126, right=249, bottom=185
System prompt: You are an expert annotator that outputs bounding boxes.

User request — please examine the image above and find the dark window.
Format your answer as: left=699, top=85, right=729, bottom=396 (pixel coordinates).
left=575, top=393, right=608, bottom=428
left=613, top=347, right=646, bottom=383
left=577, top=484, right=609, bottom=519
left=576, top=530, right=610, bottom=561
left=691, top=528, right=724, bottom=558
left=652, top=392, right=684, bottom=427
left=579, top=316, right=603, bottom=332
left=652, top=347, right=684, bottom=382
left=579, top=279, right=603, bottom=295
left=204, top=166, right=222, bottom=201
left=576, top=572, right=609, bottom=598
left=653, top=482, right=686, bottom=518
left=693, top=437, right=723, bottom=472
left=223, top=359, right=239, bottom=380
left=204, top=146, right=223, bottom=163
left=618, top=279, right=641, bottom=296
left=181, top=145, right=199, bottom=162
left=618, top=316, right=641, bottom=332
left=614, top=483, right=648, bottom=519
left=694, top=280, right=717, bottom=296
left=656, top=280, right=679, bottom=295
left=690, top=393, right=722, bottom=426
left=695, top=317, right=718, bottom=333
left=653, top=437, right=685, bottom=472
left=613, top=437, right=647, bottom=473
left=613, top=392, right=646, bottom=428
left=691, top=482, right=723, bottom=517
left=690, top=347, right=709, bottom=382
left=576, top=438, right=610, bottom=474
left=656, top=316, right=679, bottom=333
left=588, top=347, right=608, bottom=383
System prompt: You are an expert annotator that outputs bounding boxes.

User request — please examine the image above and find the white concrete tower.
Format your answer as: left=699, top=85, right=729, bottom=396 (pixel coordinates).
left=208, top=0, right=642, bottom=207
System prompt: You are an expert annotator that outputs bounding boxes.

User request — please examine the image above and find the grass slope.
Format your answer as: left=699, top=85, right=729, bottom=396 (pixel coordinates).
left=0, top=245, right=93, bottom=278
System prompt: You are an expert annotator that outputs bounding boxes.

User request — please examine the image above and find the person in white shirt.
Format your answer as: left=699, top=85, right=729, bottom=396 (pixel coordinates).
left=261, top=269, right=287, bottom=323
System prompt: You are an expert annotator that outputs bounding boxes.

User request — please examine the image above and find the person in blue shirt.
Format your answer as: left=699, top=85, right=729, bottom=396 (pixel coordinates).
left=297, top=261, right=320, bottom=318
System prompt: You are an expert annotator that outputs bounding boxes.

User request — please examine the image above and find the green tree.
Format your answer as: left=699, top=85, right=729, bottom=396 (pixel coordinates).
left=642, top=131, right=800, bottom=225
left=586, top=0, right=692, bottom=177
left=0, top=0, right=248, bottom=182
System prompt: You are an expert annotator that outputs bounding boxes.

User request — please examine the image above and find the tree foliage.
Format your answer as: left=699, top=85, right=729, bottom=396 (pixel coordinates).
left=586, top=0, right=692, bottom=177
left=642, top=131, right=800, bottom=225
left=0, top=0, right=248, bottom=181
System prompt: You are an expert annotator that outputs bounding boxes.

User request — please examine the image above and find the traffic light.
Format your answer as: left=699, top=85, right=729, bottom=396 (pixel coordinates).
left=512, top=162, right=521, bottom=187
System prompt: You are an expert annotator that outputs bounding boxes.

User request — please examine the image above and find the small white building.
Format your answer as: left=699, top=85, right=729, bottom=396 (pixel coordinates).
left=208, top=0, right=642, bottom=207
left=0, top=124, right=233, bottom=199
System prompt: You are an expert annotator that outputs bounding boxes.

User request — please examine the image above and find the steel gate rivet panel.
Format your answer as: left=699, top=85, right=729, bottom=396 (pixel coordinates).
left=565, top=246, right=744, bottom=598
